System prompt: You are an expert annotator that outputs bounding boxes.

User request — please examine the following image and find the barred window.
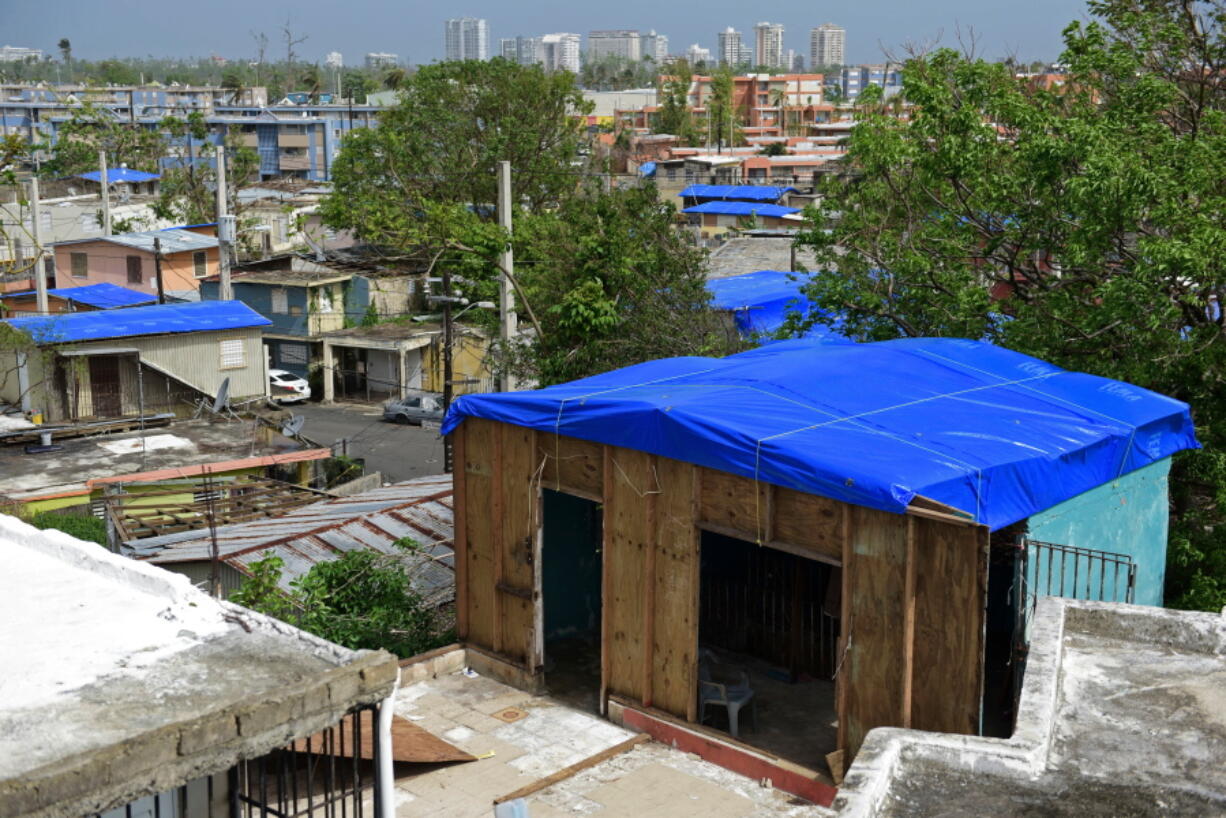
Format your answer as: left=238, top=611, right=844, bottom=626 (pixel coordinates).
left=219, top=338, right=245, bottom=369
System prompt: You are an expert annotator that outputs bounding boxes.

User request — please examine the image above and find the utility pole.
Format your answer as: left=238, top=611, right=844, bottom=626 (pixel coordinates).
left=153, top=237, right=165, bottom=304
left=215, top=144, right=233, bottom=300
left=496, top=161, right=518, bottom=392
left=28, top=176, right=49, bottom=315
left=99, top=151, right=112, bottom=236
left=441, top=264, right=454, bottom=473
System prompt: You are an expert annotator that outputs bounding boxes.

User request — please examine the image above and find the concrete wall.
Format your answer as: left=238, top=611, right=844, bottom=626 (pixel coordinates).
left=52, top=242, right=218, bottom=296
left=1026, top=458, right=1171, bottom=607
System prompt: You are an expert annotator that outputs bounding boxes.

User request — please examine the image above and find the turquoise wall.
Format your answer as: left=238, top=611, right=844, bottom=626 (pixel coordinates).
left=1026, top=458, right=1171, bottom=607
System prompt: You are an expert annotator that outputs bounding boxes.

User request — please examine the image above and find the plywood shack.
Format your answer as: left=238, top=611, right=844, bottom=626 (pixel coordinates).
left=452, top=418, right=988, bottom=762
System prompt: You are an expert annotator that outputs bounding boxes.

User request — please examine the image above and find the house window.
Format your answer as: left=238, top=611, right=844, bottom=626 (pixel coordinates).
left=193, top=251, right=207, bottom=278
left=279, top=343, right=309, bottom=366
left=271, top=288, right=289, bottom=314
left=71, top=252, right=88, bottom=278
left=219, top=338, right=245, bottom=369
left=126, top=255, right=142, bottom=284
left=289, top=305, right=303, bottom=316
left=79, top=213, right=100, bottom=233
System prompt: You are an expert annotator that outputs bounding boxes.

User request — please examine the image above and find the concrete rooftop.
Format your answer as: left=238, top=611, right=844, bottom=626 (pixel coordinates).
left=707, top=236, right=819, bottom=280
left=392, top=653, right=824, bottom=817
left=0, top=418, right=322, bottom=502
left=0, top=514, right=398, bottom=817
left=834, top=597, right=1226, bottom=817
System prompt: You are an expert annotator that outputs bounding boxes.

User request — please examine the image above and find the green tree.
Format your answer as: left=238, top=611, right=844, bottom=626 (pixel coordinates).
left=342, top=69, right=374, bottom=102
left=58, top=38, right=71, bottom=80
left=707, top=64, right=741, bottom=150
left=657, top=59, right=695, bottom=143
left=792, top=0, right=1226, bottom=610
left=43, top=103, right=166, bottom=177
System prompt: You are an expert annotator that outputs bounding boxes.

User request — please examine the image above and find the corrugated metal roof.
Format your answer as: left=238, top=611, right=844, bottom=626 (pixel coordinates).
left=126, top=474, right=455, bottom=602
left=4, top=300, right=271, bottom=344
left=682, top=201, right=801, bottom=218
left=2, top=283, right=156, bottom=309
left=77, top=168, right=161, bottom=184
left=679, top=184, right=796, bottom=201
left=55, top=228, right=218, bottom=254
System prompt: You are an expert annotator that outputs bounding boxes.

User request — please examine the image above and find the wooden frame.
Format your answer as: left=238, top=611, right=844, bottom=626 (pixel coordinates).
left=452, top=419, right=990, bottom=764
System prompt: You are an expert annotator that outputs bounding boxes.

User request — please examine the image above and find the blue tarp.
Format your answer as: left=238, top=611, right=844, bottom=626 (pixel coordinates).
left=683, top=201, right=801, bottom=218
left=679, top=185, right=796, bottom=202
left=2, top=283, right=156, bottom=310
left=707, top=270, right=838, bottom=339
left=5, top=300, right=271, bottom=344
left=443, top=339, right=1199, bottom=530
left=639, top=162, right=657, bottom=177
left=77, top=168, right=161, bottom=184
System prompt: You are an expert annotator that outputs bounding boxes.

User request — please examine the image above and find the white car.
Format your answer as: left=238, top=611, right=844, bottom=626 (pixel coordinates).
left=269, top=369, right=311, bottom=404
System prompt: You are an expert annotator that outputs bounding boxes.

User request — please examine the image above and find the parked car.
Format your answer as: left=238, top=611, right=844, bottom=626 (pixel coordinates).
left=269, top=369, right=312, bottom=404
left=383, top=393, right=445, bottom=425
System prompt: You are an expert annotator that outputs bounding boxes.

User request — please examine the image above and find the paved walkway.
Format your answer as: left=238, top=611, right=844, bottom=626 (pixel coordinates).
left=393, top=671, right=827, bottom=817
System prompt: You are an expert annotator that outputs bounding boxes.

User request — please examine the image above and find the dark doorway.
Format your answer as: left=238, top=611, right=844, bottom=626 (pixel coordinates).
left=88, top=356, right=123, bottom=417
left=541, top=489, right=603, bottom=713
left=698, top=530, right=839, bottom=770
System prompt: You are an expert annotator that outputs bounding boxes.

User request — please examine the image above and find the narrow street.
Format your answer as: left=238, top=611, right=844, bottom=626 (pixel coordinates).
left=291, top=402, right=445, bottom=483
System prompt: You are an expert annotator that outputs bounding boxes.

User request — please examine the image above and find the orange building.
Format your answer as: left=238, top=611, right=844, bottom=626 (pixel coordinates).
left=50, top=229, right=220, bottom=299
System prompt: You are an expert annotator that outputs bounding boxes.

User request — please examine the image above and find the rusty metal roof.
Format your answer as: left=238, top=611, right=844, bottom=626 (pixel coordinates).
left=124, top=474, right=454, bottom=602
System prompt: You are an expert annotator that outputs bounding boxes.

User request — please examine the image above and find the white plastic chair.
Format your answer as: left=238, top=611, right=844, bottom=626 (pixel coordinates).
left=699, top=657, right=756, bottom=738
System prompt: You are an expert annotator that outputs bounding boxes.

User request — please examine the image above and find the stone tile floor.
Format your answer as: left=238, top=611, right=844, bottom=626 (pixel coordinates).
left=393, top=670, right=826, bottom=817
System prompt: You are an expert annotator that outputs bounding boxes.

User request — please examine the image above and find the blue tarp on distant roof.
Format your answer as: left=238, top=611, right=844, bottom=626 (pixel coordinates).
left=707, top=270, right=838, bottom=339
left=77, top=168, right=161, bottom=184
left=442, top=339, right=1199, bottom=530
left=2, top=283, right=155, bottom=309
left=683, top=201, right=801, bottom=218
left=5, top=300, right=271, bottom=345
left=639, top=162, right=657, bottom=177
left=680, top=184, right=795, bottom=202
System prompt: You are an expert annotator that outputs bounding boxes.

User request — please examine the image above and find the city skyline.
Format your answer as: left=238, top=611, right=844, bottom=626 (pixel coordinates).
left=6, top=0, right=1088, bottom=67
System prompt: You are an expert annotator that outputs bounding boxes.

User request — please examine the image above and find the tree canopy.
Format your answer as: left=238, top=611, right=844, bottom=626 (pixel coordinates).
left=792, top=0, right=1226, bottom=610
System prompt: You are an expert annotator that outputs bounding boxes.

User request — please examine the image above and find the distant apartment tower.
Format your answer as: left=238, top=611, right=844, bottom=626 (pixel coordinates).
left=717, top=28, right=752, bottom=66
left=500, top=36, right=542, bottom=66
left=811, top=23, right=846, bottom=68
left=364, top=52, right=398, bottom=69
left=445, top=17, right=490, bottom=61
left=640, top=30, right=669, bottom=62
left=541, top=33, right=582, bottom=73
left=589, top=30, right=641, bottom=61
left=0, top=46, right=43, bottom=63
left=686, top=44, right=711, bottom=65
left=325, top=51, right=343, bottom=69
left=754, top=22, right=786, bottom=68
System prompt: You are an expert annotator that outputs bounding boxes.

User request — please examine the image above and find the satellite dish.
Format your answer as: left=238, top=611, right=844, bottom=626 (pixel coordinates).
left=281, top=414, right=306, bottom=438
left=211, top=377, right=231, bottom=413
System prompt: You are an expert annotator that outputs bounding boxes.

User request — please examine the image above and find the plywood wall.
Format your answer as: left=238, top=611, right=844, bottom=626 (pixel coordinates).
left=453, top=421, right=988, bottom=763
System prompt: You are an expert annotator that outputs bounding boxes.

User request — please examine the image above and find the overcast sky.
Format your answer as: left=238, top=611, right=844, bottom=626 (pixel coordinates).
left=7, top=0, right=1090, bottom=66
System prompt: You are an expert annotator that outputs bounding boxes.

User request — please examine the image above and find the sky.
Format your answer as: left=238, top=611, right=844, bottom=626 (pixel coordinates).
left=6, top=0, right=1091, bottom=66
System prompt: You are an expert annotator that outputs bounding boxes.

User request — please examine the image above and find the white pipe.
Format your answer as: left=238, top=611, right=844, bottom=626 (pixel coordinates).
left=376, top=668, right=399, bottom=818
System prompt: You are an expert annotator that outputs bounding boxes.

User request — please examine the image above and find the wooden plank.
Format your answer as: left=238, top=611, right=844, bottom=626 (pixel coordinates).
left=842, top=505, right=909, bottom=759
left=599, top=445, right=613, bottom=715
left=492, top=424, right=505, bottom=655
left=909, top=516, right=988, bottom=735
left=604, top=448, right=652, bottom=703
left=699, top=522, right=842, bottom=567
left=773, top=487, right=844, bottom=562
left=492, top=734, right=650, bottom=805
left=537, top=434, right=604, bottom=498
left=642, top=455, right=658, bottom=708
left=651, top=457, right=699, bottom=720
left=687, top=466, right=702, bottom=724
left=453, top=422, right=468, bottom=640
left=498, top=422, right=538, bottom=666
left=698, top=468, right=770, bottom=540
left=463, top=418, right=497, bottom=652
left=293, top=711, right=476, bottom=764
left=901, top=516, right=917, bottom=727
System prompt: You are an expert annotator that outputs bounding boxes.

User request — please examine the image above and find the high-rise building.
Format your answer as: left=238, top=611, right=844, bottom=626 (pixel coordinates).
left=717, top=28, right=752, bottom=67
left=589, top=30, right=641, bottom=61
left=500, top=36, right=542, bottom=66
left=325, top=51, right=343, bottom=69
left=640, top=31, right=669, bottom=62
left=685, top=44, right=711, bottom=65
left=754, top=22, right=786, bottom=69
left=445, top=17, right=490, bottom=61
left=541, top=33, right=582, bottom=73
left=0, top=46, right=43, bottom=63
left=364, top=52, right=398, bottom=70
left=810, top=23, right=846, bottom=68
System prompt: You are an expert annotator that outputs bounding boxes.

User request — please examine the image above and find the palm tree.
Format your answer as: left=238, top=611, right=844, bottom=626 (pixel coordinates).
left=58, top=38, right=72, bottom=81
left=769, top=87, right=787, bottom=138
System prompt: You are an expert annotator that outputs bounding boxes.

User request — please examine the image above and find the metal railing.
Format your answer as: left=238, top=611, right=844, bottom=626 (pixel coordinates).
left=1018, top=538, right=1136, bottom=620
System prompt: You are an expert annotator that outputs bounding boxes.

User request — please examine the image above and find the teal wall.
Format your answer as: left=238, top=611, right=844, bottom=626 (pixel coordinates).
left=1026, top=458, right=1171, bottom=607
left=542, top=489, right=603, bottom=641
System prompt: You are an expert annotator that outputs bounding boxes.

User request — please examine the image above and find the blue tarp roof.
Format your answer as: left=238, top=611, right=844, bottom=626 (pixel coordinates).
left=443, top=339, right=1199, bottom=530
left=2, top=283, right=156, bottom=309
left=680, top=185, right=796, bottom=201
left=77, top=168, right=161, bottom=184
left=639, top=162, right=657, bottom=177
left=5, top=300, right=271, bottom=345
left=707, top=270, right=837, bottom=339
left=683, top=201, right=801, bottom=218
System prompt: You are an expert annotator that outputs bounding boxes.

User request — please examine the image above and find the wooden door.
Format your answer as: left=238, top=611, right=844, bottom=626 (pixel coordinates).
left=88, top=356, right=123, bottom=417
